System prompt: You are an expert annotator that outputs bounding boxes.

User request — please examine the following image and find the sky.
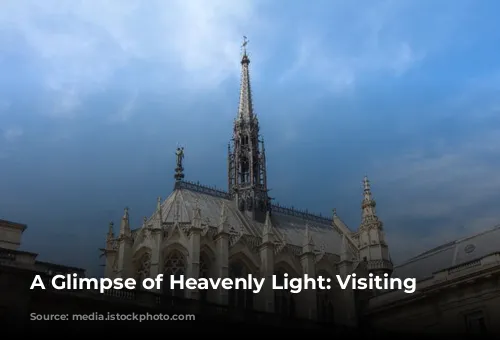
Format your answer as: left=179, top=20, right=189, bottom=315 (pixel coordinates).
left=1, top=0, right=500, bottom=275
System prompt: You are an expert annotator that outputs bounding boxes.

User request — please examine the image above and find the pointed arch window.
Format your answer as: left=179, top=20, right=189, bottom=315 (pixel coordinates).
left=135, top=252, right=151, bottom=290
left=274, top=268, right=296, bottom=318
left=228, top=261, right=254, bottom=310
left=162, top=250, right=186, bottom=298
left=199, top=254, right=210, bottom=302
left=316, top=272, right=335, bottom=323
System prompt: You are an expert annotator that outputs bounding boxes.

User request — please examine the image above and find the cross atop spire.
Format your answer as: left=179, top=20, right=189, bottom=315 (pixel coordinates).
left=242, top=36, right=249, bottom=57
left=237, top=36, right=253, bottom=121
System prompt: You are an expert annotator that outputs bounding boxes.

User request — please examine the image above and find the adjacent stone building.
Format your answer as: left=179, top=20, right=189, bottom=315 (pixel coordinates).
left=365, top=225, right=500, bottom=334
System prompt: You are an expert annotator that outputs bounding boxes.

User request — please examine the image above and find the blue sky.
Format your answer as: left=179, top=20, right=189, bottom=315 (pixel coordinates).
left=1, top=0, right=500, bottom=275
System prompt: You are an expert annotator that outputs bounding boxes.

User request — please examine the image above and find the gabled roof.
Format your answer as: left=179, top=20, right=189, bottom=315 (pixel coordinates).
left=140, top=181, right=346, bottom=255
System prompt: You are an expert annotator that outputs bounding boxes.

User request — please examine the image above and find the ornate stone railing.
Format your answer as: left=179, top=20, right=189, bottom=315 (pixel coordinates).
left=0, top=248, right=17, bottom=262
left=177, top=181, right=231, bottom=199
left=0, top=248, right=38, bottom=267
left=175, top=180, right=333, bottom=225
left=447, top=259, right=481, bottom=274
left=271, top=204, right=333, bottom=225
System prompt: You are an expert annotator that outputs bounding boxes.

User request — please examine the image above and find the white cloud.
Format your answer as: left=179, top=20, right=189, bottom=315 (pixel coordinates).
left=109, top=91, right=138, bottom=123
left=0, top=0, right=264, bottom=118
left=388, top=211, right=500, bottom=264
left=3, top=127, right=23, bottom=142
left=376, top=127, right=500, bottom=215
left=280, top=0, right=463, bottom=93
left=282, top=37, right=423, bottom=94
left=371, top=123, right=500, bottom=262
left=0, top=0, right=468, bottom=117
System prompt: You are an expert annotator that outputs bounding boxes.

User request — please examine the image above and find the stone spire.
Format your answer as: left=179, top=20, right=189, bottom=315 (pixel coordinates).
left=106, top=221, right=114, bottom=248
left=218, top=202, right=230, bottom=234
left=228, top=36, right=269, bottom=222
left=107, top=221, right=114, bottom=238
left=302, top=224, right=315, bottom=254
left=119, top=207, right=131, bottom=237
left=358, top=176, right=393, bottom=276
left=192, top=199, right=202, bottom=230
left=237, top=35, right=253, bottom=122
left=262, top=211, right=274, bottom=244
left=155, top=196, right=162, bottom=225
left=361, top=176, right=380, bottom=226
left=156, top=196, right=162, bottom=212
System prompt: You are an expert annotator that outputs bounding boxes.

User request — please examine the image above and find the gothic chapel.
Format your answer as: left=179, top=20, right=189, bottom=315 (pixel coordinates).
left=102, top=41, right=393, bottom=326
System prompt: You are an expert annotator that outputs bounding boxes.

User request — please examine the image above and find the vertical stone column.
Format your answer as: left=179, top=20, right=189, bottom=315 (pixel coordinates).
left=215, top=203, right=230, bottom=305
left=104, top=250, right=117, bottom=279
left=116, top=235, right=133, bottom=278
left=337, top=260, right=357, bottom=326
left=300, top=224, right=317, bottom=320
left=187, top=227, right=201, bottom=299
left=147, top=229, right=162, bottom=292
left=116, top=208, right=133, bottom=279
left=215, top=231, right=229, bottom=304
left=259, top=212, right=275, bottom=312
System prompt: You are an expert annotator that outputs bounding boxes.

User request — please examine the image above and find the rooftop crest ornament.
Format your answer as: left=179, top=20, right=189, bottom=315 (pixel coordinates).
left=175, top=146, right=184, bottom=169
left=174, top=145, right=185, bottom=182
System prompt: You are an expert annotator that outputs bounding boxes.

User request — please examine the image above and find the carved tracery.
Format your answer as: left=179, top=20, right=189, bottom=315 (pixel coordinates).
left=199, top=253, right=210, bottom=302
left=317, top=271, right=335, bottom=323
left=162, top=250, right=186, bottom=298
left=135, top=252, right=151, bottom=288
left=274, top=268, right=296, bottom=318
left=229, top=261, right=254, bottom=310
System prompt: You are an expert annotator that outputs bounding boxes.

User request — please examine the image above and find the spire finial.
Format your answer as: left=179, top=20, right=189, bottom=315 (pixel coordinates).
left=242, top=36, right=249, bottom=55
left=120, top=207, right=131, bottom=236
left=363, top=175, right=370, bottom=191
left=241, top=36, right=250, bottom=64
left=108, top=221, right=114, bottom=236
left=106, top=221, right=115, bottom=247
